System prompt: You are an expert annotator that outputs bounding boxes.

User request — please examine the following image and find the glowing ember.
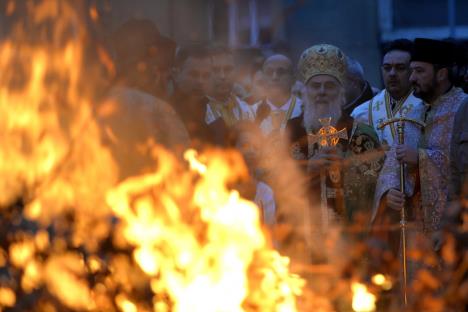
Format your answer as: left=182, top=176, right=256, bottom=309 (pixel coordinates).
left=351, top=282, right=376, bottom=312
left=0, top=287, right=16, bottom=308
left=116, top=294, right=138, bottom=312
left=371, top=274, right=392, bottom=291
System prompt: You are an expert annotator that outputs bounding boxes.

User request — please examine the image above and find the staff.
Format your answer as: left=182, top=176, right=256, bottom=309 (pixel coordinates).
left=378, top=116, right=425, bottom=306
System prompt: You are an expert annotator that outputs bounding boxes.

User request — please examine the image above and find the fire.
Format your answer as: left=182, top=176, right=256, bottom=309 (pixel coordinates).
left=106, top=148, right=304, bottom=311
left=0, top=1, right=303, bottom=311
left=351, top=282, right=376, bottom=312
left=0, top=287, right=16, bottom=308
left=116, top=294, right=138, bottom=312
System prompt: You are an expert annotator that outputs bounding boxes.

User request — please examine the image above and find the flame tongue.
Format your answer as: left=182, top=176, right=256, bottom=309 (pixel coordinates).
left=352, top=282, right=376, bottom=312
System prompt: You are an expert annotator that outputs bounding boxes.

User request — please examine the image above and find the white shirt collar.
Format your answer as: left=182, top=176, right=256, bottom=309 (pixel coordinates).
left=266, top=96, right=293, bottom=112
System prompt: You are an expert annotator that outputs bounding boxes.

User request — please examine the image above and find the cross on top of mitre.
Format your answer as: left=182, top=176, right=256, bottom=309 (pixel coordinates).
left=308, top=117, right=348, bottom=148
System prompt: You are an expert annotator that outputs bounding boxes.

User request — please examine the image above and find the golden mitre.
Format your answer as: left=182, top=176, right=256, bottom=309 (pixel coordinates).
left=298, top=44, right=347, bottom=86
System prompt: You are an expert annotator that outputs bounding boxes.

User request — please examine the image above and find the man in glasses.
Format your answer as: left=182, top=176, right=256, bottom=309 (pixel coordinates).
left=255, top=54, right=303, bottom=135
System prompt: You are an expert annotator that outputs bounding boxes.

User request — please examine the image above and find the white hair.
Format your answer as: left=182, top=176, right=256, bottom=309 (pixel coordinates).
left=303, top=86, right=346, bottom=132
left=346, top=56, right=365, bottom=80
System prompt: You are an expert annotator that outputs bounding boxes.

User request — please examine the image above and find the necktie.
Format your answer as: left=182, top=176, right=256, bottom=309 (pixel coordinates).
left=271, top=110, right=286, bottom=131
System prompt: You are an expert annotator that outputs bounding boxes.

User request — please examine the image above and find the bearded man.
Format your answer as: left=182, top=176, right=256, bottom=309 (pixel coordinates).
left=369, top=39, right=468, bottom=302
left=372, top=39, right=468, bottom=245
left=287, top=44, right=383, bottom=225
left=372, top=37, right=468, bottom=235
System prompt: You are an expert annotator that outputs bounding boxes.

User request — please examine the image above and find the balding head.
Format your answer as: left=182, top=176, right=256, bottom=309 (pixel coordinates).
left=346, top=57, right=365, bottom=81
left=262, top=54, right=294, bottom=101
left=345, top=57, right=366, bottom=103
left=263, top=54, right=293, bottom=70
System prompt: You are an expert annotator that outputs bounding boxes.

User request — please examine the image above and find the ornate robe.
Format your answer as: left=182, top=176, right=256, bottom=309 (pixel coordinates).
left=205, top=94, right=255, bottom=126
left=372, top=87, right=468, bottom=233
left=449, top=99, right=468, bottom=201
left=351, top=90, right=424, bottom=147
left=287, top=114, right=384, bottom=224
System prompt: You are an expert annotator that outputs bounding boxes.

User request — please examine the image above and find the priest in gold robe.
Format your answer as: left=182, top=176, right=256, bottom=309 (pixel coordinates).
left=286, top=44, right=384, bottom=227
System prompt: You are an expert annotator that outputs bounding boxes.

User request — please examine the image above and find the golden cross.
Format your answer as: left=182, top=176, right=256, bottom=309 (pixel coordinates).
left=307, top=117, right=348, bottom=148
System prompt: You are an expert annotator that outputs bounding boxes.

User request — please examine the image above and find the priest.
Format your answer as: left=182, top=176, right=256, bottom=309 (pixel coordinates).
left=287, top=43, right=384, bottom=226
left=351, top=39, right=425, bottom=147
left=371, top=39, right=468, bottom=279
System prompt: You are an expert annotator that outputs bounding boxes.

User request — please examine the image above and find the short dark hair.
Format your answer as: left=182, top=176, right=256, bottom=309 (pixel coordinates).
left=175, top=43, right=210, bottom=68
left=382, top=39, right=414, bottom=57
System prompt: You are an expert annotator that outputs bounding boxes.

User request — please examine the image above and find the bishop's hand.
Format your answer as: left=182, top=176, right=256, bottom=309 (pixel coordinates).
left=396, top=144, right=418, bottom=166
left=385, top=188, right=405, bottom=211
left=307, top=146, right=343, bottom=174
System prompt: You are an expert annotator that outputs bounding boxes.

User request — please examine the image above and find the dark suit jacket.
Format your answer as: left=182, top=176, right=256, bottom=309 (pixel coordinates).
left=169, top=92, right=230, bottom=147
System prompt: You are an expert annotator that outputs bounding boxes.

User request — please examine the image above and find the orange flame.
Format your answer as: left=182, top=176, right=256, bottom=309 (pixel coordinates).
left=351, top=282, right=376, bottom=312
left=0, top=287, right=16, bottom=308
left=106, top=148, right=304, bottom=311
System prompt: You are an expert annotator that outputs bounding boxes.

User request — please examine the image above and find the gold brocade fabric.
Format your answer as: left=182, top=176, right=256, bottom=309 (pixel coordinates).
left=304, top=122, right=383, bottom=222
left=418, top=88, right=468, bottom=231
left=372, top=87, right=468, bottom=232
left=209, top=97, right=239, bottom=127
left=297, top=44, right=347, bottom=85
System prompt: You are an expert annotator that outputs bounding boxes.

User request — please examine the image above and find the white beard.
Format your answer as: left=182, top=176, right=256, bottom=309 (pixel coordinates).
left=303, top=91, right=345, bottom=132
